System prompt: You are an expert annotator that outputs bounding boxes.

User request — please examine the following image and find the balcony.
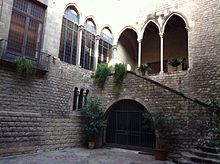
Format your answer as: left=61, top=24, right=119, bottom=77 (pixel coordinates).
left=0, top=39, right=50, bottom=72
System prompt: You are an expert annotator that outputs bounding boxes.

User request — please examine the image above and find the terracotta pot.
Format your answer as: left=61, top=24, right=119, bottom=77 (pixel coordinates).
left=154, top=148, right=168, bottom=161
left=88, top=141, right=95, bottom=149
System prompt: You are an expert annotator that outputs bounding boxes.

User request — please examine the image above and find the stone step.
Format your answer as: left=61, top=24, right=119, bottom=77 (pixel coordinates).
left=199, top=146, right=220, bottom=154
left=181, top=152, right=220, bottom=164
left=189, top=149, right=220, bottom=160
left=173, top=157, right=196, bottom=164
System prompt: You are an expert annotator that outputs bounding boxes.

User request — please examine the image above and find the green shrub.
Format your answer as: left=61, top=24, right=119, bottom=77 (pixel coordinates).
left=93, top=64, right=111, bottom=89
left=113, top=63, right=127, bottom=95
left=80, top=98, right=106, bottom=139
left=16, top=56, right=35, bottom=77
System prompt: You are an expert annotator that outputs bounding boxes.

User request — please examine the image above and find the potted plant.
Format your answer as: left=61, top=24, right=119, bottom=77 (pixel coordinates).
left=153, top=110, right=168, bottom=161
left=80, top=98, right=106, bottom=149
left=168, top=58, right=182, bottom=71
left=138, top=64, right=150, bottom=75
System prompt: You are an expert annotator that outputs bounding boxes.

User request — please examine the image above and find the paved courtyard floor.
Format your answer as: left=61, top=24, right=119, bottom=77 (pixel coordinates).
left=0, top=147, right=174, bottom=164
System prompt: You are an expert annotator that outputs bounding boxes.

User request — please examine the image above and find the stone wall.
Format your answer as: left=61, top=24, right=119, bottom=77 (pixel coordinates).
left=148, top=0, right=220, bottom=103
left=96, top=72, right=212, bottom=153
left=0, top=59, right=93, bottom=156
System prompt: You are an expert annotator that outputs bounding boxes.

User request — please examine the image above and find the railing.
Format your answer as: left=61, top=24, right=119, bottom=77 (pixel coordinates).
left=0, top=39, right=50, bottom=72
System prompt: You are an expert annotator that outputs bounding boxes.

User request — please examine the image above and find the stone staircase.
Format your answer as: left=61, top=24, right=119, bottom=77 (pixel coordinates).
left=173, top=146, right=220, bottom=164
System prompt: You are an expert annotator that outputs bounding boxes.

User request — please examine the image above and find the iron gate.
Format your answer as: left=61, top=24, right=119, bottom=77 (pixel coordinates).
left=106, top=99, right=155, bottom=152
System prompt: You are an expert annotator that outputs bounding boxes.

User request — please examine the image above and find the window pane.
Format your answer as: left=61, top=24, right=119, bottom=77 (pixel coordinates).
left=59, top=17, right=78, bottom=65
left=98, top=39, right=112, bottom=64
left=59, top=18, right=66, bottom=61
left=30, top=3, right=45, bottom=21
left=26, top=19, right=40, bottom=58
left=7, top=11, right=26, bottom=53
left=8, top=0, right=45, bottom=57
left=13, top=0, right=28, bottom=13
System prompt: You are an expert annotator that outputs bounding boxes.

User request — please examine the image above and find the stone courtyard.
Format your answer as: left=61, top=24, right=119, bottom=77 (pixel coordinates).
left=0, top=148, right=173, bottom=164
left=0, top=0, right=219, bottom=163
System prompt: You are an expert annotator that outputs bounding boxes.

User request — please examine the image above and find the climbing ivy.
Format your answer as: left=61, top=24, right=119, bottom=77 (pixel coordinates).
left=93, top=64, right=111, bottom=89
left=113, top=63, right=127, bottom=96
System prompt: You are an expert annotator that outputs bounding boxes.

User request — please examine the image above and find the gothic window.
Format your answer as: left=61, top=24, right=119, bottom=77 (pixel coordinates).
left=7, top=0, right=45, bottom=58
left=59, top=7, right=79, bottom=65
left=98, top=29, right=113, bottom=64
left=80, top=20, right=96, bottom=70
left=72, top=87, right=89, bottom=111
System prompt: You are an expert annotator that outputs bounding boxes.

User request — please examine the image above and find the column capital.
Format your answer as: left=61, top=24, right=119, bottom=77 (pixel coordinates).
left=76, top=90, right=80, bottom=96
left=112, top=45, right=117, bottom=50
left=79, top=25, right=84, bottom=31
left=96, top=35, right=101, bottom=40
left=137, top=39, right=142, bottom=43
left=159, top=32, right=164, bottom=38
left=83, top=90, right=87, bottom=97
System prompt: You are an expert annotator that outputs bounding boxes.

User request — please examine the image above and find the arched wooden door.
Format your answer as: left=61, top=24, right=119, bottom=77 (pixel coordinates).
left=105, top=99, right=155, bottom=152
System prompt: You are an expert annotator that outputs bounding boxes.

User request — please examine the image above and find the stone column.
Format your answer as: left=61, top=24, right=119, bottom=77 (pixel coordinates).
left=94, top=35, right=100, bottom=70
left=112, top=45, right=117, bottom=65
left=76, top=25, right=84, bottom=66
left=75, top=90, right=80, bottom=110
left=82, top=90, right=87, bottom=107
left=159, top=33, right=164, bottom=74
left=137, top=39, right=142, bottom=67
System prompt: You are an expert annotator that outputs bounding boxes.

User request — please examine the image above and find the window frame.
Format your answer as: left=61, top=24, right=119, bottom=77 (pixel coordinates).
left=7, top=0, right=45, bottom=59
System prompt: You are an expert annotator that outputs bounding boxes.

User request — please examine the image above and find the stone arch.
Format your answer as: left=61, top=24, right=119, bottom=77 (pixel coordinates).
left=105, top=97, right=146, bottom=114
left=99, top=24, right=114, bottom=38
left=140, top=20, right=161, bottom=40
left=64, top=3, right=81, bottom=20
left=162, top=12, right=189, bottom=34
left=58, top=4, right=80, bottom=65
left=98, top=25, right=114, bottom=65
left=163, top=13, right=189, bottom=72
left=84, top=15, right=98, bottom=33
left=105, top=99, right=156, bottom=151
left=114, top=25, right=138, bottom=45
left=116, top=26, right=138, bottom=71
left=141, top=21, right=161, bottom=74
left=80, top=16, right=98, bottom=70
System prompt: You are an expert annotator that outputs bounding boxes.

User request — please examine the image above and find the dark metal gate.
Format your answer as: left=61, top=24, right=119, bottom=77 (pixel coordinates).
left=106, top=99, right=155, bottom=152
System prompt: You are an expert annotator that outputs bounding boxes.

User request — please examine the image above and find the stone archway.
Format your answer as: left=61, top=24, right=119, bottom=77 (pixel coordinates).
left=105, top=99, right=155, bottom=152
left=117, top=29, right=138, bottom=71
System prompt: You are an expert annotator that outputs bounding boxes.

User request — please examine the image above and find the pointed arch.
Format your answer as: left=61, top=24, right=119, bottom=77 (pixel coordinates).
left=114, top=25, right=138, bottom=45
left=163, top=12, right=189, bottom=72
left=58, top=4, right=80, bottom=65
left=100, top=24, right=113, bottom=38
left=84, top=15, right=98, bottom=32
left=116, top=26, right=138, bottom=71
left=80, top=16, right=98, bottom=70
left=162, top=12, right=189, bottom=34
left=140, top=20, right=160, bottom=40
left=98, top=25, right=113, bottom=65
left=141, top=21, right=160, bottom=74
left=64, top=3, right=81, bottom=20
